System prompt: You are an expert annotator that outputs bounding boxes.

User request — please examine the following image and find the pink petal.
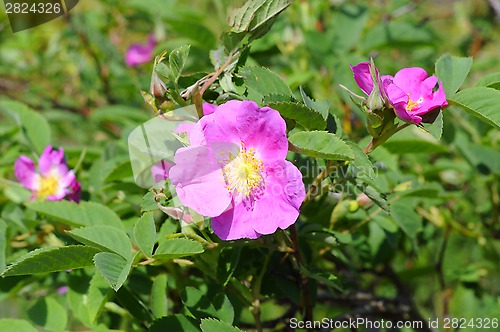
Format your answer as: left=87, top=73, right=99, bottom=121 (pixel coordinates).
left=392, top=67, right=428, bottom=97
left=169, top=145, right=232, bottom=217
left=351, top=62, right=374, bottom=95
left=204, top=100, right=288, bottom=163
left=151, top=160, right=173, bottom=182
left=39, top=146, right=67, bottom=175
left=202, top=102, right=217, bottom=115
left=125, top=37, right=156, bottom=67
left=14, top=156, right=38, bottom=190
left=211, top=161, right=305, bottom=240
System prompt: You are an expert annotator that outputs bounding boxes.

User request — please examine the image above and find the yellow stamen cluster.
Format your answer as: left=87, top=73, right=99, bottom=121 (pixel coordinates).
left=36, top=174, right=60, bottom=199
left=405, top=94, right=424, bottom=112
left=223, top=144, right=264, bottom=197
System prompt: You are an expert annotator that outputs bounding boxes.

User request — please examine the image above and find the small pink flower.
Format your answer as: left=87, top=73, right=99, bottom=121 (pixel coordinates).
left=125, top=35, right=156, bottom=67
left=351, top=62, right=448, bottom=124
left=383, top=67, right=447, bottom=124
left=14, top=146, right=81, bottom=202
left=169, top=101, right=306, bottom=240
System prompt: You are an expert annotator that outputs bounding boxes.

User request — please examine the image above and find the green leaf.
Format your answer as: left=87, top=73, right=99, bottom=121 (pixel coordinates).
left=27, top=297, right=67, bottom=331
left=391, top=199, right=422, bottom=240
left=229, top=0, right=292, bottom=34
left=153, top=238, right=204, bottom=260
left=0, top=219, right=6, bottom=273
left=346, top=142, right=374, bottom=179
left=133, top=212, right=156, bottom=257
left=449, top=87, right=500, bottom=129
left=424, top=111, right=443, bottom=141
left=0, top=100, right=51, bottom=155
left=200, top=318, right=244, bottom=332
left=2, top=246, right=100, bottom=276
left=288, top=131, right=354, bottom=160
left=87, top=270, right=112, bottom=323
left=384, top=126, right=447, bottom=154
left=150, top=315, right=200, bottom=332
left=475, top=71, right=500, bottom=90
left=300, top=87, right=329, bottom=121
left=361, top=184, right=389, bottom=213
left=435, top=54, right=473, bottom=97
left=240, top=66, right=293, bottom=99
left=151, top=274, right=168, bottom=319
left=67, top=225, right=132, bottom=259
left=26, top=201, right=124, bottom=229
left=0, top=319, right=37, bottom=332
left=93, top=252, right=133, bottom=291
left=181, top=287, right=219, bottom=319
left=268, top=102, right=326, bottom=130
left=169, top=45, right=191, bottom=84
left=153, top=239, right=204, bottom=259
left=115, top=286, right=154, bottom=323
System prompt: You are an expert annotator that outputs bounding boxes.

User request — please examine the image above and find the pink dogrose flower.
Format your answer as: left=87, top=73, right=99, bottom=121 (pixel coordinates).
left=125, top=35, right=156, bottom=67
left=351, top=62, right=448, bottom=124
left=14, top=146, right=81, bottom=202
left=169, top=100, right=306, bottom=240
left=383, top=67, right=448, bottom=124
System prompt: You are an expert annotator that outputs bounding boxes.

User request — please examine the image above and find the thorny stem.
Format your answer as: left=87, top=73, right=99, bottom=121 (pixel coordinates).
left=290, top=224, right=313, bottom=328
left=197, top=51, right=240, bottom=98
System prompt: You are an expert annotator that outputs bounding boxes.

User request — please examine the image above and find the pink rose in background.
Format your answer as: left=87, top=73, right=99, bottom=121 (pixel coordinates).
left=14, top=146, right=81, bottom=202
left=125, top=35, right=156, bottom=67
left=351, top=62, right=447, bottom=124
left=383, top=67, right=447, bottom=124
left=169, top=100, right=306, bottom=240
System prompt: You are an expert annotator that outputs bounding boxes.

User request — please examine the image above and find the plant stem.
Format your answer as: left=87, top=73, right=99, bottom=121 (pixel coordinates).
left=251, top=254, right=269, bottom=332
left=290, top=225, right=313, bottom=328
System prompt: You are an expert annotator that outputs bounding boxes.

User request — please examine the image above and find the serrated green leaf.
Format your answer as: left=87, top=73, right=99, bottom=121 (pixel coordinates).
left=153, top=238, right=204, bottom=260
left=474, top=71, right=500, bottom=90
left=391, top=199, right=422, bottom=239
left=93, top=252, right=133, bottom=291
left=181, top=287, right=219, bottom=319
left=230, top=0, right=291, bottom=34
left=26, top=201, right=124, bottom=229
left=151, top=274, right=168, bottom=319
left=2, top=246, right=100, bottom=276
left=0, top=319, right=37, bottom=332
left=424, top=111, right=443, bottom=141
left=268, top=101, right=326, bottom=130
left=87, top=270, right=112, bottom=323
left=150, top=315, right=200, bottom=332
left=300, top=87, right=329, bottom=120
left=449, top=87, right=500, bottom=129
left=0, top=219, right=6, bottom=273
left=0, top=100, right=51, bottom=155
left=169, top=45, right=191, bottom=83
left=435, top=54, right=473, bottom=97
left=27, top=297, right=67, bottom=331
left=288, top=131, right=354, bottom=160
left=200, top=318, right=244, bottom=332
left=133, top=212, right=156, bottom=257
left=346, top=142, right=374, bottom=179
left=240, top=66, right=293, bottom=99
left=361, top=184, right=389, bottom=213
left=67, top=225, right=132, bottom=259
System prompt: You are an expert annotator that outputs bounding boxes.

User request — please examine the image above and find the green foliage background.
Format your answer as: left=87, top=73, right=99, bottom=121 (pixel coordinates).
left=0, top=0, right=499, bottom=331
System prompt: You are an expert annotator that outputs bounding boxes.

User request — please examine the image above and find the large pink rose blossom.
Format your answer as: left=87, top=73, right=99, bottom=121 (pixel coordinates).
left=125, top=35, right=156, bottom=67
left=14, top=146, right=81, bottom=202
left=169, top=100, right=305, bottom=240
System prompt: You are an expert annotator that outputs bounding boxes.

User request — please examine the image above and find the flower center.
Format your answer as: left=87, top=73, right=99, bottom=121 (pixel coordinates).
left=406, top=94, right=424, bottom=112
left=223, top=144, right=264, bottom=197
left=37, top=174, right=60, bottom=199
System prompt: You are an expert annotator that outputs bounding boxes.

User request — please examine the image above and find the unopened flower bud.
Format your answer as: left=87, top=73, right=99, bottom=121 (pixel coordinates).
left=150, top=71, right=167, bottom=98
